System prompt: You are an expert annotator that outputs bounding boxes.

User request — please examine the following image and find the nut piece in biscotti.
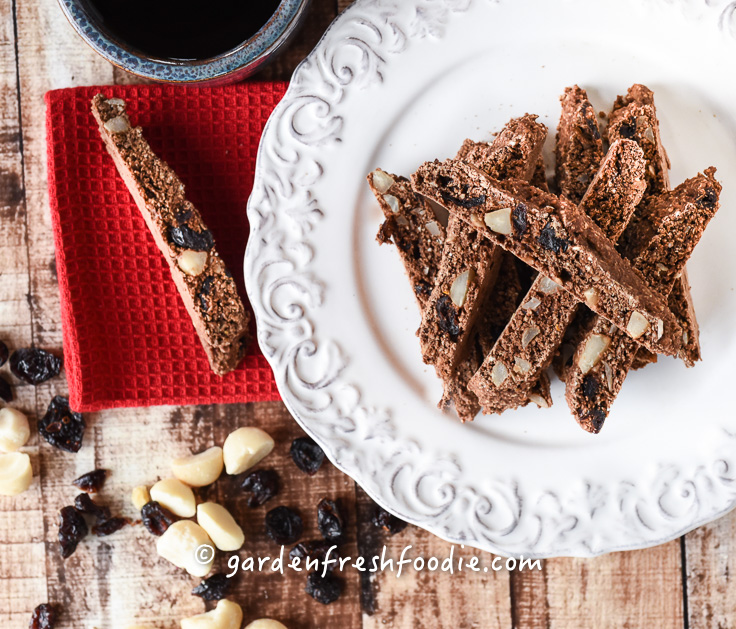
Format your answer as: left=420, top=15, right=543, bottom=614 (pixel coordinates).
left=369, top=170, right=446, bottom=308
left=411, top=159, right=681, bottom=356
left=555, top=85, right=605, bottom=203
left=91, top=95, right=249, bottom=376
left=565, top=168, right=720, bottom=433
left=468, top=140, right=646, bottom=409
left=609, top=84, right=700, bottom=369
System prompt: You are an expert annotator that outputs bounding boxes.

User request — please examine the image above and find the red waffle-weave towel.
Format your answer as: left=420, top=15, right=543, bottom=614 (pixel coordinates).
left=45, top=84, right=286, bottom=412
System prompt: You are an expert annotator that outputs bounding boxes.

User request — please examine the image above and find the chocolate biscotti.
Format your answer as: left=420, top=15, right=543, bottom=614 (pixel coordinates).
left=468, top=139, right=646, bottom=410
left=565, top=168, right=720, bottom=432
left=91, top=94, right=249, bottom=376
left=411, top=159, right=681, bottom=357
left=369, top=170, right=446, bottom=308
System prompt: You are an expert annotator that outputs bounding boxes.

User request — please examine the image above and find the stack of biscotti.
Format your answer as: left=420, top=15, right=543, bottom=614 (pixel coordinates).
left=92, top=95, right=250, bottom=376
left=368, top=84, right=721, bottom=431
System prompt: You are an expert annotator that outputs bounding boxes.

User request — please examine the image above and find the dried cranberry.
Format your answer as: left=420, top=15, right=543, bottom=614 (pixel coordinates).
left=0, top=340, right=8, bottom=367
left=72, top=469, right=108, bottom=493
left=92, top=517, right=128, bottom=536
left=9, top=348, right=62, bottom=385
left=440, top=190, right=486, bottom=209
left=290, top=437, right=325, bottom=476
left=74, top=493, right=110, bottom=522
left=29, top=603, right=57, bottom=629
left=167, top=225, right=214, bottom=251
left=512, top=203, right=528, bottom=236
left=58, top=506, right=88, bottom=558
left=617, top=120, right=637, bottom=139
left=265, top=506, right=303, bottom=545
left=538, top=221, right=569, bottom=253
left=38, top=396, right=85, bottom=453
left=0, top=374, right=12, bottom=403
left=141, top=501, right=176, bottom=536
left=317, top=499, right=344, bottom=543
left=372, top=506, right=408, bottom=535
left=290, top=540, right=338, bottom=572
left=241, top=469, right=279, bottom=508
left=582, top=376, right=599, bottom=401
left=435, top=294, right=460, bottom=341
left=305, top=571, right=343, bottom=605
left=191, top=572, right=231, bottom=600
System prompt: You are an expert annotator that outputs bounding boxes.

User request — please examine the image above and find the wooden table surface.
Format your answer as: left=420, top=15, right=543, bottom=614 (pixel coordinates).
left=1, top=0, right=735, bottom=627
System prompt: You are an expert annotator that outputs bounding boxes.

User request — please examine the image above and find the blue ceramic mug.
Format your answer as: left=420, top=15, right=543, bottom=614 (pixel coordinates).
left=57, top=0, right=311, bottom=84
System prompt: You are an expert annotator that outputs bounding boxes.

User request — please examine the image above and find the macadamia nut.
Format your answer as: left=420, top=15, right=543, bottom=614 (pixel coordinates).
left=0, top=452, right=33, bottom=496
left=150, top=478, right=196, bottom=517
left=156, top=520, right=214, bottom=577
left=197, top=502, right=244, bottom=552
left=131, top=485, right=150, bottom=511
left=223, top=427, right=274, bottom=475
left=0, top=407, right=30, bottom=452
left=180, top=599, right=243, bottom=629
left=171, top=446, right=223, bottom=487
left=245, top=620, right=288, bottom=629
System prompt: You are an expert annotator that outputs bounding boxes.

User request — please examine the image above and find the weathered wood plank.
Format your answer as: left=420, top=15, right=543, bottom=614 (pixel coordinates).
left=685, top=511, right=736, bottom=629
left=512, top=541, right=685, bottom=629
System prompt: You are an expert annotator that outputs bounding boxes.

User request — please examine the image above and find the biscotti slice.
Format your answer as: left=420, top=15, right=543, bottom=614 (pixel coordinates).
left=555, top=85, right=605, bottom=203
left=419, top=116, right=547, bottom=381
left=609, top=84, right=701, bottom=368
left=565, top=168, right=720, bottom=432
left=411, top=159, right=681, bottom=356
left=468, top=140, right=646, bottom=408
left=369, top=170, right=446, bottom=308
left=91, top=95, right=249, bottom=376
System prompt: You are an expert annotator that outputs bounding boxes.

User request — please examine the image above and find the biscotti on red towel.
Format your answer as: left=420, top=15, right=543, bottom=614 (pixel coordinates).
left=45, top=84, right=286, bottom=412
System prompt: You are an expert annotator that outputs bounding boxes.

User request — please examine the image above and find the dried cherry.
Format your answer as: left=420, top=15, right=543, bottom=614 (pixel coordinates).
left=584, top=409, right=606, bottom=433
left=435, top=295, right=460, bottom=341
left=74, top=493, right=110, bottom=522
left=141, top=501, right=176, bottom=536
left=241, top=469, right=279, bottom=508
left=191, top=572, right=231, bottom=600
left=71, top=469, right=108, bottom=493
left=538, top=221, right=569, bottom=253
left=512, top=203, right=528, bottom=236
left=305, top=571, right=343, bottom=605
left=414, top=282, right=432, bottom=298
left=317, top=498, right=344, bottom=543
left=582, top=376, right=599, bottom=401
left=372, top=506, right=408, bottom=535
left=198, top=275, right=215, bottom=311
left=167, top=225, right=214, bottom=251
left=38, top=396, right=85, bottom=453
left=440, top=190, right=486, bottom=209
left=290, top=437, right=325, bottom=476
left=265, top=506, right=303, bottom=545
left=29, top=603, right=57, bottom=629
left=0, top=374, right=12, bottom=403
left=697, top=187, right=718, bottom=209
left=9, top=348, right=62, bottom=385
left=290, top=540, right=338, bottom=572
left=58, top=506, right=88, bottom=558
left=92, top=517, right=129, bottom=537
left=617, top=120, right=637, bottom=139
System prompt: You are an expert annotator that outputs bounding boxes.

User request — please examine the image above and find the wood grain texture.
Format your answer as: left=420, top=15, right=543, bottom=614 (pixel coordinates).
left=0, top=0, right=729, bottom=627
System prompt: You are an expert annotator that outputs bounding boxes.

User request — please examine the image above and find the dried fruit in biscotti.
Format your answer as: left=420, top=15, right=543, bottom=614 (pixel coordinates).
left=305, top=571, right=343, bottom=605
left=372, top=506, right=408, bottom=535
left=241, top=469, right=279, bottom=508
left=265, top=506, right=303, bottom=545
left=290, top=540, right=339, bottom=572
left=29, top=604, right=57, bottom=629
left=290, top=437, right=325, bottom=475
left=58, top=506, right=88, bottom=558
left=9, top=348, right=62, bottom=384
left=92, top=517, right=129, bottom=537
left=71, top=469, right=108, bottom=493
left=38, top=396, right=85, bottom=453
left=74, top=493, right=111, bottom=522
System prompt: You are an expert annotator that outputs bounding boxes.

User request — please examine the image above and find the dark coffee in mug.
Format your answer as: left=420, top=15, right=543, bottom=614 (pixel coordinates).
left=84, top=0, right=281, bottom=61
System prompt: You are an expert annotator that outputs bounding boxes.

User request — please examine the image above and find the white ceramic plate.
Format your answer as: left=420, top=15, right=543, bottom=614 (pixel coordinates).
left=245, top=0, right=736, bottom=557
